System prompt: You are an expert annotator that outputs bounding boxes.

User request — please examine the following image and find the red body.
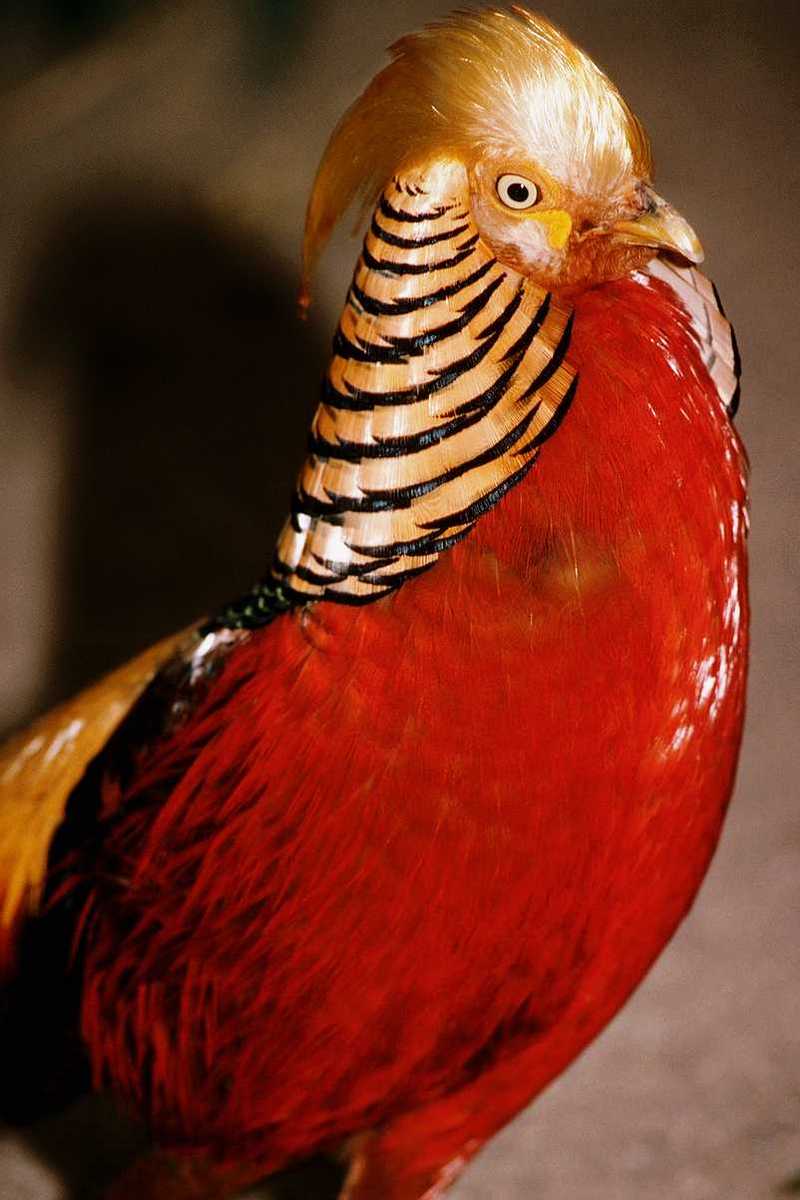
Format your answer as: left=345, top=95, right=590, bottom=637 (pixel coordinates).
left=78, top=273, right=748, bottom=1191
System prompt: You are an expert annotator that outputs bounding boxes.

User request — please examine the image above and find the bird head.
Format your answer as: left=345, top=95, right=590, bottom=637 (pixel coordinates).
left=302, top=5, right=702, bottom=299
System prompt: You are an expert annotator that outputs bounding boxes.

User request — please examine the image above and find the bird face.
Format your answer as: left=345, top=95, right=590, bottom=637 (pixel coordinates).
left=455, top=12, right=704, bottom=292
left=303, top=7, right=704, bottom=300
left=468, top=160, right=703, bottom=292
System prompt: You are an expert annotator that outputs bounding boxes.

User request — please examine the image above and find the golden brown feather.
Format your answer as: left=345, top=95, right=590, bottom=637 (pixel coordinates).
left=0, top=628, right=193, bottom=964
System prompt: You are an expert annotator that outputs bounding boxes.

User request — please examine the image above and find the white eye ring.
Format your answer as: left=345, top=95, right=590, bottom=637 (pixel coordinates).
left=496, top=174, right=541, bottom=210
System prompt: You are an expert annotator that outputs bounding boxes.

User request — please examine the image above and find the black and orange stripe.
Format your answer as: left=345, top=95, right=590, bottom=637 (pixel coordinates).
left=209, top=167, right=577, bottom=630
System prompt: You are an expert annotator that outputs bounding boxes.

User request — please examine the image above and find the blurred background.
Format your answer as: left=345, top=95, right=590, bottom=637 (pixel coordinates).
left=0, top=1, right=797, bottom=1197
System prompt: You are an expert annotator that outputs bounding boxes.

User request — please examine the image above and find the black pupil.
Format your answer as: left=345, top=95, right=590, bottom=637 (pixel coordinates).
left=507, top=181, right=530, bottom=203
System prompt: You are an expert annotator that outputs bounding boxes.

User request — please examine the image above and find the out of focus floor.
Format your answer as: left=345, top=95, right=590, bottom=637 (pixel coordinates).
left=0, top=2, right=798, bottom=1198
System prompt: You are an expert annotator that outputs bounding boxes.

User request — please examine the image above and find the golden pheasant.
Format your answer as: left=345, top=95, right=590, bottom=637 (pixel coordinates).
left=0, top=8, right=746, bottom=1199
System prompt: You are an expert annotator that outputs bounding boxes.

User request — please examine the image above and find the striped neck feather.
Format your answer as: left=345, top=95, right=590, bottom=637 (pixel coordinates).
left=212, top=161, right=577, bottom=629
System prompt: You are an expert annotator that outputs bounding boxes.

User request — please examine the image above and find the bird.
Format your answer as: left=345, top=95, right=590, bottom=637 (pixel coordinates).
left=0, top=7, right=747, bottom=1200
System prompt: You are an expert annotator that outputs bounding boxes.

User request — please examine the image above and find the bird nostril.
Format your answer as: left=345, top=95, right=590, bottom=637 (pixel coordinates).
left=633, top=181, right=656, bottom=214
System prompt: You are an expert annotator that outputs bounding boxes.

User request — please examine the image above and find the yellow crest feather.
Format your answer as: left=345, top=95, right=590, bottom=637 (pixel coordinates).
left=301, top=6, right=651, bottom=303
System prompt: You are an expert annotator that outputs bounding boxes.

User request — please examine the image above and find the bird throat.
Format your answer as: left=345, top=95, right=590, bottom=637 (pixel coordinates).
left=209, top=164, right=578, bottom=630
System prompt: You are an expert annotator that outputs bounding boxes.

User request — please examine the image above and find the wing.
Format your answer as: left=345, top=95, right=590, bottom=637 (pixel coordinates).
left=0, top=628, right=195, bottom=968
left=644, top=257, right=741, bottom=416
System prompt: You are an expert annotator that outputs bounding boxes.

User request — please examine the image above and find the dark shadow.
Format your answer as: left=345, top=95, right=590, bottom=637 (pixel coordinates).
left=266, top=1156, right=347, bottom=1200
left=16, top=1092, right=344, bottom=1199
left=19, top=1096, right=149, bottom=1200
left=16, top=1093, right=345, bottom=1199
left=8, top=178, right=326, bottom=705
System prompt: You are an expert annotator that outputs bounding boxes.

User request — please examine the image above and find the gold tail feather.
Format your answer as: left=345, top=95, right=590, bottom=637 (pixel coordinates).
left=0, top=628, right=192, bottom=968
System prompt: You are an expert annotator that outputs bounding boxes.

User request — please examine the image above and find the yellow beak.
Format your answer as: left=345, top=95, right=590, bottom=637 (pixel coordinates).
left=612, top=188, right=704, bottom=264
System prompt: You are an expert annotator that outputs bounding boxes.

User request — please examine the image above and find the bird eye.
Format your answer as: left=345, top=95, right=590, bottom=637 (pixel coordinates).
left=496, top=174, right=541, bottom=210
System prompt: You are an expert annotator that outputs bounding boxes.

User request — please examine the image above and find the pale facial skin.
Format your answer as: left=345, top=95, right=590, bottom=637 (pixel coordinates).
left=468, top=156, right=703, bottom=293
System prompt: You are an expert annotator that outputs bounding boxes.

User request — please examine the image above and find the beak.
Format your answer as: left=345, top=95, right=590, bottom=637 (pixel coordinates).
left=612, top=188, right=704, bottom=265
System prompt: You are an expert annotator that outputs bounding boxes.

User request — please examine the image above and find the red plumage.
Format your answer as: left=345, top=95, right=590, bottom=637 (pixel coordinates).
left=74, top=273, right=748, bottom=1196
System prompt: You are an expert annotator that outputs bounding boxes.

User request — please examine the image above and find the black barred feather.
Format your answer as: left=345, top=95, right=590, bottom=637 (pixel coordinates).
left=206, top=164, right=577, bottom=629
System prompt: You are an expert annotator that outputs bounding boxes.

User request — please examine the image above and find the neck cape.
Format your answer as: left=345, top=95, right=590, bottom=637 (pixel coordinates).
left=213, top=162, right=577, bottom=630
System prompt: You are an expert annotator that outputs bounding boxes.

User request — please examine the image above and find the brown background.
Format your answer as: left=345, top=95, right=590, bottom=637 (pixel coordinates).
left=0, top=2, right=797, bottom=1197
